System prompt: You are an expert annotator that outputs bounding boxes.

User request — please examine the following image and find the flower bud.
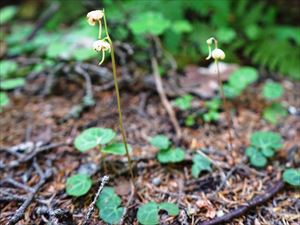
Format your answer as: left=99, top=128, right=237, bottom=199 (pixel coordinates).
left=87, top=10, right=104, bottom=26
left=212, top=48, right=225, bottom=60
left=93, top=40, right=111, bottom=52
left=206, top=38, right=214, bottom=45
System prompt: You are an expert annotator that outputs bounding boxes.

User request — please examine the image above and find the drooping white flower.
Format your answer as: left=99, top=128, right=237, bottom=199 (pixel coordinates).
left=92, top=40, right=111, bottom=52
left=212, top=48, right=225, bottom=60
left=87, top=10, right=104, bottom=26
left=206, top=37, right=214, bottom=45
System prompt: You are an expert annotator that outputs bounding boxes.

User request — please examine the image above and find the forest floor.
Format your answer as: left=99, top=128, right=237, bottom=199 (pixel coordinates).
left=0, top=63, right=299, bottom=225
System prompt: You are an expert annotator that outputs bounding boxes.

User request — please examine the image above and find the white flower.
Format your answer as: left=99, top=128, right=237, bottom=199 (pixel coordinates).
left=87, top=10, right=104, bottom=26
left=93, top=40, right=111, bottom=52
left=212, top=48, right=225, bottom=60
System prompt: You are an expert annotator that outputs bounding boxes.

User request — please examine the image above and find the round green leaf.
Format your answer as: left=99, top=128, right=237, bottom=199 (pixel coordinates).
left=102, top=143, right=132, bottom=155
left=149, top=135, right=170, bottom=149
left=263, top=103, right=287, bottom=124
left=250, top=131, right=283, bottom=151
left=171, top=20, right=192, bottom=33
left=216, top=27, right=236, bottom=44
left=99, top=206, right=124, bottom=225
left=137, top=202, right=159, bottom=225
left=261, top=147, right=274, bottom=158
left=96, top=187, right=121, bottom=209
left=159, top=202, right=179, bottom=216
left=157, top=148, right=185, bottom=163
left=0, top=78, right=25, bottom=90
left=74, top=127, right=116, bottom=152
left=173, top=94, right=193, bottom=110
left=0, top=92, right=9, bottom=108
left=250, top=153, right=267, bottom=168
left=203, top=110, right=220, bottom=122
left=228, top=67, right=258, bottom=90
left=262, top=81, right=284, bottom=101
left=129, top=12, right=170, bottom=35
left=283, top=168, right=300, bottom=187
left=223, top=84, right=242, bottom=99
left=205, top=98, right=221, bottom=110
left=66, top=174, right=92, bottom=197
left=191, top=154, right=212, bottom=178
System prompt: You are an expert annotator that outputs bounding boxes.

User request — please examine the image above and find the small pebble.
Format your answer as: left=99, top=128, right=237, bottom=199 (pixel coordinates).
left=151, top=177, right=161, bottom=186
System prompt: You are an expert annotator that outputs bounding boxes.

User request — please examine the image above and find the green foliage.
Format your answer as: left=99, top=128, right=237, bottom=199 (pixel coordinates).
left=0, top=92, right=9, bottom=111
left=282, top=168, right=300, bottom=187
left=96, top=187, right=124, bottom=224
left=202, top=98, right=221, bottom=122
left=173, top=94, right=193, bottom=110
left=224, top=67, right=258, bottom=98
left=184, top=115, right=196, bottom=127
left=262, top=81, right=284, bottom=101
left=263, top=103, right=287, bottom=124
left=0, top=6, right=18, bottom=25
left=102, top=143, right=132, bottom=155
left=246, top=131, right=283, bottom=168
left=129, top=12, right=170, bottom=36
left=149, top=135, right=170, bottom=150
left=150, top=135, right=185, bottom=163
left=0, top=78, right=25, bottom=90
left=66, top=174, right=92, bottom=197
left=203, top=110, right=220, bottom=123
left=0, top=60, right=18, bottom=78
left=157, top=148, right=185, bottom=163
left=192, top=154, right=212, bottom=178
left=137, top=202, right=179, bottom=225
left=74, top=127, right=116, bottom=152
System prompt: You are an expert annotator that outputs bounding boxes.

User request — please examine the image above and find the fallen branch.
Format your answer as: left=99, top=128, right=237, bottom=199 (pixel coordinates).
left=197, top=180, right=285, bottom=225
left=6, top=162, right=53, bottom=225
left=82, top=176, right=110, bottom=225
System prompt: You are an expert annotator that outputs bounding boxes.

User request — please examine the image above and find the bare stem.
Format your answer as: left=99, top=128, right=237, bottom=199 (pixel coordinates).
left=215, top=60, right=233, bottom=151
left=102, top=12, right=135, bottom=183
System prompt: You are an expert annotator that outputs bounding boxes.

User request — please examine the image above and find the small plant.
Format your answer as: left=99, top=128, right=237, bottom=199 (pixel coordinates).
left=282, top=168, right=300, bottom=187
left=137, top=202, right=179, bottom=225
left=246, top=131, right=283, bottom=168
left=149, top=135, right=185, bottom=163
left=223, top=67, right=258, bottom=98
left=206, top=37, right=233, bottom=150
left=96, top=187, right=124, bottom=224
left=66, top=174, right=92, bottom=197
left=0, top=92, right=9, bottom=111
left=261, top=81, right=287, bottom=124
left=173, top=94, right=193, bottom=111
left=192, top=153, right=212, bottom=178
left=86, top=9, right=134, bottom=180
left=74, top=127, right=132, bottom=155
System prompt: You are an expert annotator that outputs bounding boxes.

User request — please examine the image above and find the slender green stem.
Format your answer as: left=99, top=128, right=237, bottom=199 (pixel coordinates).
left=215, top=60, right=233, bottom=151
left=102, top=11, right=134, bottom=181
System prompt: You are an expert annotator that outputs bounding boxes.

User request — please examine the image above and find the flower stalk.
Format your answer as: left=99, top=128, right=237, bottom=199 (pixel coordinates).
left=87, top=9, right=134, bottom=181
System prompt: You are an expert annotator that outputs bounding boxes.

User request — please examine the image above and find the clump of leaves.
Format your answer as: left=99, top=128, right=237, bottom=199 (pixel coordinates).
left=74, top=127, right=132, bottom=155
left=202, top=98, right=221, bottom=122
left=66, top=174, right=92, bottom=197
left=137, top=202, right=179, bottom=225
left=192, top=153, right=212, bottom=178
left=246, top=131, right=283, bottom=168
left=149, top=135, right=185, bottom=163
left=223, top=67, right=258, bottom=98
left=282, top=168, right=300, bottom=187
left=96, top=187, right=124, bottom=224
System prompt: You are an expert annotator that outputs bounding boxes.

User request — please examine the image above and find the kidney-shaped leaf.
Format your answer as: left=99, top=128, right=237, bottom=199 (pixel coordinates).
left=0, top=78, right=25, bottom=90
left=159, top=202, right=179, bottom=216
left=102, top=143, right=132, bottom=155
left=283, top=168, right=300, bottom=187
left=228, top=67, right=258, bottom=90
left=66, top=174, right=92, bottom=197
left=250, top=131, right=283, bottom=151
left=137, top=202, right=159, bottom=225
left=74, top=127, right=116, bottom=152
left=157, top=148, right=185, bottom=163
left=149, top=135, right=170, bottom=150
left=191, top=154, right=212, bottom=178
left=99, top=205, right=124, bottom=225
left=262, top=81, right=284, bottom=101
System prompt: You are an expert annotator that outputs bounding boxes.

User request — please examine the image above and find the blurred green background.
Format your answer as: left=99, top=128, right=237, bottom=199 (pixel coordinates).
left=0, top=0, right=300, bottom=82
